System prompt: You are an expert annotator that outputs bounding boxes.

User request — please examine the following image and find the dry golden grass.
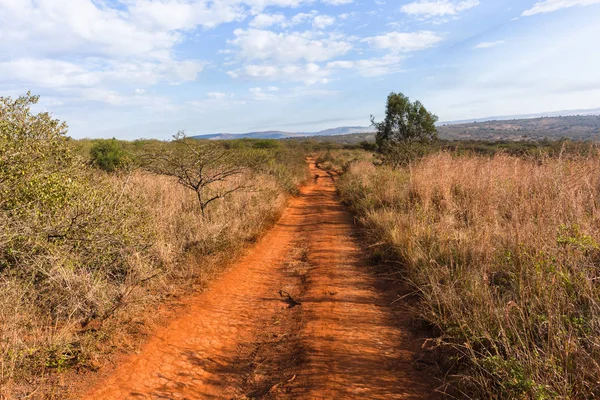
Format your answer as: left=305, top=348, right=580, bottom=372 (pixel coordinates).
left=339, top=152, right=600, bottom=398
left=129, top=171, right=286, bottom=284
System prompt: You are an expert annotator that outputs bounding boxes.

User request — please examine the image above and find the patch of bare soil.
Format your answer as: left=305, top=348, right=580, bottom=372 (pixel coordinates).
left=82, top=160, right=439, bottom=399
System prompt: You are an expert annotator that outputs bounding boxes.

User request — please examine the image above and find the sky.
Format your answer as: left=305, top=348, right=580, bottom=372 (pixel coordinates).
left=1, top=0, right=599, bottom=139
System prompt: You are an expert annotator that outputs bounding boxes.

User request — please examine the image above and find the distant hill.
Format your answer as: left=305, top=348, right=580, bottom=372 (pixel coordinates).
left=284, top=115, right=600, bottom=144
left=191, top=126, right=373, bottom=140
left=285, top=132, right=376, bottom=144
left=194, top=131, right=297, bottom=140
left=440, top=108, right=600, bottom=125
left=439, top=115, right=600, bottom=141
left=190, top=115, right=600, bottom=142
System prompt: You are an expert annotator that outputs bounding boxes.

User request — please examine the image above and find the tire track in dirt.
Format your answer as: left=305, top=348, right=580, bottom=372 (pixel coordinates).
left=83, top=160, right=438, bottom=400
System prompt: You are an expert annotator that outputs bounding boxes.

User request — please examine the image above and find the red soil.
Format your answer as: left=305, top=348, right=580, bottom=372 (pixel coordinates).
left=83, top=160, right=439, bottom=399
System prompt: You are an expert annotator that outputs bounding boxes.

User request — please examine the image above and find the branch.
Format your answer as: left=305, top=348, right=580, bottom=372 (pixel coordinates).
left=201, top=183, right=249, bottom=209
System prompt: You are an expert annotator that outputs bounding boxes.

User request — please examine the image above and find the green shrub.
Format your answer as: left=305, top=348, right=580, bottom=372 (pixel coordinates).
left=1, top=93, right=151, bottom=393
left=89, top=138, right=130, bottom=172
left=252, top=139, right=280, bottom=149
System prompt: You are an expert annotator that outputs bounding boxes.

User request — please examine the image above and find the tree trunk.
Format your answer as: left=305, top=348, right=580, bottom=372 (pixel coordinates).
left=196, top=190, right=206, bottom=218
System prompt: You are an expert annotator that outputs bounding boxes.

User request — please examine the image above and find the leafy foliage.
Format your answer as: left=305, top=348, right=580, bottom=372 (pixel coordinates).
left=371, top=92, right=438, bottom=167
left=1, top=92, right=150, bottom=318
left=0, top=94, right=154, bottom=398
left=89, top=138, right=131, bottom=172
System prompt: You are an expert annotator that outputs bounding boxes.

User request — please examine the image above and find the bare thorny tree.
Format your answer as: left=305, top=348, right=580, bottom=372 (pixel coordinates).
left=145, top=132, right=260, bottom=218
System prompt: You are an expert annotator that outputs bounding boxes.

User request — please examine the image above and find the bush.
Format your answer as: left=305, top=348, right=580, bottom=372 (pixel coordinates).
left=252, top=139, right=280, bottom=149
left=90, top=138, right=130, bottom=172
left=1, top=93, right=151, bottom=396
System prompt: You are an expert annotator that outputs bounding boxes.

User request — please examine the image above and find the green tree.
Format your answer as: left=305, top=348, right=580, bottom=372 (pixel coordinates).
left=89, top=138, right=130, bottom=172
left=371, top=92, right=438, bottom=167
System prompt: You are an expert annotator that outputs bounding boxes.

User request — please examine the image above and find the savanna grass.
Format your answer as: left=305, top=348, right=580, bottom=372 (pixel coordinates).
left=339, top=151, right=600, bottom=399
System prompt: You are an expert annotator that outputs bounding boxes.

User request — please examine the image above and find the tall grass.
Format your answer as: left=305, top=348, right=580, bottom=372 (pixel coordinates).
left=339, top=152, right=600, bottom=398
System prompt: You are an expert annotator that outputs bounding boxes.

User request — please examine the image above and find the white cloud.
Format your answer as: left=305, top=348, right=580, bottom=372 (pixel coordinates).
left=1, top=0, right=355, bottom=108
left=79, top=88, right=129, bottom=106
left=362, top=31, right=442, bottom=52
left=226, top=26, right=354, bottom=86
left=473, top=40, right=505, bottom=49
left=0, top=0, right=220, bottom=109
left=207, top=92, right=228, bottom=99
left=228, top=63, right=331, bottom=84
left=327, top=54, right=405, bottom=77
left=248, top=11, right=337, bottom=29
left=0, top=58, right=202, bottom=103
left=249, top=87, right=280, bottom=100
left=521, top=0, right=600, bottom=16
left=290, top=11, right=318, bottom=25
left=401, top=0, right=480, bottom=16
left=326, top=61, right=355, bottom=69
left=249, top=13, right=287, bottom=28
left=229, top=29, right=352, bottom=62
left=313, top=15, right=336, bottom=29
left=241, top=0, right=307, bottom=9
left=127, top=0, right=246, bottom=31
left=49, top=87, right=172, bottom=108
left=0, top=59, right=96, bottom=88
left=230, top=51, right=404, bottom=84
left=230, top=0, right=353, bottom=11
left=0, top=0, right=189, bottom=61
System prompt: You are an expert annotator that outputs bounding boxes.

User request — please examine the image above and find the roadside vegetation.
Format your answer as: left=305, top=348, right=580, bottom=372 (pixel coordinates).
left=4, top=89, right=600, bottom=399
left=0, top=93, right=308, bottom=398
left=334, top=92, right=600, bottom=398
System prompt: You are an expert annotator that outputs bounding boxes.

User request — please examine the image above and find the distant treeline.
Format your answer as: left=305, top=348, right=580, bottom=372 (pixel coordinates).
left=282, top=136, right=599, bottom=158
left=73, top=136, right=599, bottom=163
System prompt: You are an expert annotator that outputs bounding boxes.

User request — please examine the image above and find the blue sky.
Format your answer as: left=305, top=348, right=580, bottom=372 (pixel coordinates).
left=1, top=0, right=599, bottom=139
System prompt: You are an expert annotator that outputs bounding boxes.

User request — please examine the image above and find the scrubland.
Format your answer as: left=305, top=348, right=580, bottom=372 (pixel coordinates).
left=0, top=94, right=308, bottom=398
left=338, top=150, right=600, bottom=398
left=4, top=90, right=600, bottom=400
left=314, top=148, right=373, bottom=174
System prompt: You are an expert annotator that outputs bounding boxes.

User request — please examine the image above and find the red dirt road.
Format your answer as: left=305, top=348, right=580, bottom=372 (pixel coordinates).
left=84, top=161, right=438, bottom=399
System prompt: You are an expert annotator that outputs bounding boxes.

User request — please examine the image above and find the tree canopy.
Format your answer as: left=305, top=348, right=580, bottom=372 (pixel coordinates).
left=371, top=92, right=438, bottom=167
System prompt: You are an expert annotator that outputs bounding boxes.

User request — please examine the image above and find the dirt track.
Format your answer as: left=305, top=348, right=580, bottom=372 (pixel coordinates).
left=84, top=160, right=438, bottom=399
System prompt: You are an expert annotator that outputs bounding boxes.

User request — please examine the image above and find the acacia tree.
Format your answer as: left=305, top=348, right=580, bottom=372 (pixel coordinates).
left=371, top=92, right=438, bottom=168
left=146, top=132, right=258, bottom=217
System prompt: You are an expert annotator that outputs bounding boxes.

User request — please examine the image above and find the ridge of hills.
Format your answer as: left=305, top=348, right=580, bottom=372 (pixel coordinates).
left=192, top=115, right=600, bottom=143
left=191, top=126, right=373, bottom=140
